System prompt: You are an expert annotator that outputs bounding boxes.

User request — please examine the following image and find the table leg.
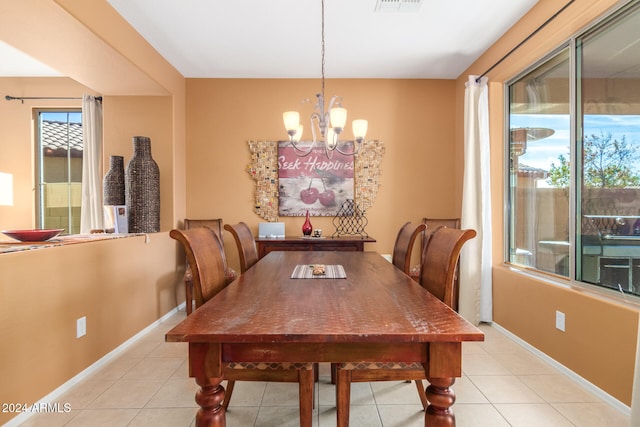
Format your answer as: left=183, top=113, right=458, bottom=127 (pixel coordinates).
left=336, top=368, right=351, bottom=427
left=424, top=376, right=456, bottom=427
left=194, top=376, right=226, bottom=427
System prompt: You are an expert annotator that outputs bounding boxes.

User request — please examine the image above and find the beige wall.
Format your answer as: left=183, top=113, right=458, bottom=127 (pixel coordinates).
left=0, top=233, right=182, bottom=425
left=103, top=96, right=175, bottom=232
left=2, top=0, right=639, bottom=424
left=457, top=0, right=639, bottom=405
left=0, top=1, right=186, bottom=424
left=185, top=78, right=459, bottom=269
left=0, top=78, right=175, bottom=232
left=0, top=77, right=90, bottom=228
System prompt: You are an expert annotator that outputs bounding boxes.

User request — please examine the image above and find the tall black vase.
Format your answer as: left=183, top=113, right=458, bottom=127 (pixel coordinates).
left=126, top=136, right=160, bottom=233
left=103, top=155, right=125, bottom=205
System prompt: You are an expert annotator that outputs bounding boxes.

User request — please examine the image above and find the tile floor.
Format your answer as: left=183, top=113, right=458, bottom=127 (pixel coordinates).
left=17, top=309, right=630, bottom=427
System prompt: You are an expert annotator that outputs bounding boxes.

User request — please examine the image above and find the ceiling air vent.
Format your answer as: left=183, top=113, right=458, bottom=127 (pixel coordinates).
left=374, top=0, right=423, bottom=13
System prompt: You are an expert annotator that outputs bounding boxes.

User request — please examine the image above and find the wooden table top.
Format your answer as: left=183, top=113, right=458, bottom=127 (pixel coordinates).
left=166, top=251, right=483, bottom=345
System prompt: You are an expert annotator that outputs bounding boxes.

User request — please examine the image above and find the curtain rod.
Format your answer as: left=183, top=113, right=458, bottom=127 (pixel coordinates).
left=5, top=95, right=102, bottom=104
left=475, top=0, right=575, bottom=83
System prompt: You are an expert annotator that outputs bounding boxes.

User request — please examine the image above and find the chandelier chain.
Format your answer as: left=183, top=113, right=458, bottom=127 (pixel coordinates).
left=321, top=0, right=325, bottom=100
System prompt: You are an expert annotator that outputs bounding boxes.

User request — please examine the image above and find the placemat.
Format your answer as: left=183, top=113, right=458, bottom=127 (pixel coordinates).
left=291, top=264, right=346, bottom=279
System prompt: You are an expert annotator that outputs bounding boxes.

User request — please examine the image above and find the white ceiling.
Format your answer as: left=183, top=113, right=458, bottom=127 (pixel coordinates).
left=0, top=0, right=540, bottom=79
left=102, top=0, right=539, bottom=79
left=0, top=41, right=61, bottom=77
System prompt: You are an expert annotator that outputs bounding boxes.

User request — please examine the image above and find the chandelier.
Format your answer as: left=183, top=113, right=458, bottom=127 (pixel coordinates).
left=283, top=0, right=368, bottom=157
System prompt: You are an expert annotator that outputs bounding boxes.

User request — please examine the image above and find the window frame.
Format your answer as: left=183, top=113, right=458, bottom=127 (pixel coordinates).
left=34, top=108, right=83, bottom=234
left=503, top=0, right=640, bottom=300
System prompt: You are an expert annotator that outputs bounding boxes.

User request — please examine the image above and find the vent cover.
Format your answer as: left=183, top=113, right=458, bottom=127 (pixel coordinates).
left=374, top=0, right=423, bottom=13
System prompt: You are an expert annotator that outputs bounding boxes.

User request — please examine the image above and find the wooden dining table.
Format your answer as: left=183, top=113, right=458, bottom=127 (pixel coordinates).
left=166, top=250, right=484, bottom=427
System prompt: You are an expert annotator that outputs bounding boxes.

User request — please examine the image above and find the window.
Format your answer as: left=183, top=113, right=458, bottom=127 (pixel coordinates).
left=35, top=110, right=83, bottom=234
left=507, top=1, right=640, bottom=297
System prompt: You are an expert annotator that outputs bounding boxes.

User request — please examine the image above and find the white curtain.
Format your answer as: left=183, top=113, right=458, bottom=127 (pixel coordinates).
left=459, top=75, right=493, bottom=324
left=80, top=95, right=104, bottom=234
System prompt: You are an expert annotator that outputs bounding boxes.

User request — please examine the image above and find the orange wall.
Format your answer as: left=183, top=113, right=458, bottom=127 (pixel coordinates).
left=0, top=77, right=92, bottom=229
left=0, top=233, right=181, bottom=426
left=103, top=96, right=175, bottom=232
left=457, top=0, right=639, bottom=405
left=186, top=78, right=459, bottom=269
left=0, top=78, right=175, bottom=232
left=2, top=0, right=638, bottom=421
left=0, top=2, right=185, bottom=424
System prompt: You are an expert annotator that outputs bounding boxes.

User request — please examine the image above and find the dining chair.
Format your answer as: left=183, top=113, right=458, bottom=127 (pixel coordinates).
left=334, top=226, right=477, bottom=426
left=392, top=221, right=427, bottom=275
left=422, top=217, right=461, bottom=249
left=422, top=217, right=462, bottom=310
left=409, top=218, right=462, bottom=281
left=170, top=227, right=314, bottom=426
left=224, top=222, right=260, bottom=273
left=171, top=227, right=228, bottom=308
left=182, top=218, right=236, bottom=315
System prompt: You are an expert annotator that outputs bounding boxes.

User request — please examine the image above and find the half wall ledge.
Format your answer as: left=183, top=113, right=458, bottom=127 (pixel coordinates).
left=0, top=233, right=148, bottom=254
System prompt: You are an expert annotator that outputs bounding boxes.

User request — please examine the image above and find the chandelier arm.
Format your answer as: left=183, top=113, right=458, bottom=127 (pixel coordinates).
left=324, top=145, right=334, bottom=159
left=289, top=139, right=316, bottom=157
left=327, top=95, right=344, bottom=109
left=335, top=140, right=363, bottom=156
left=288, top=111, right=324, bottom=157
left=310, top=111, right=321, bottom=144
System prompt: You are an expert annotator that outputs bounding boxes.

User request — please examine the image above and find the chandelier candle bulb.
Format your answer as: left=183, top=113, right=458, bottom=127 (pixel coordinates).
left=352, top=119, right=368, bottom=142
left=283, top=111, right=300, bottom=133
left=330, top=107, right=347, bottom=132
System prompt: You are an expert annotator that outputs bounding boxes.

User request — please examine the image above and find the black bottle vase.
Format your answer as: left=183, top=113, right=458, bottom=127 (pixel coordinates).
left=103, top=155, right=125, bottom=205
left=125, top=136, right=160, bottom=233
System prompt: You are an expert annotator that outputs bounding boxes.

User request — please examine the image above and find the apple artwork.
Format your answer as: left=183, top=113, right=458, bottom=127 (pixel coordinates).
left=319, top=189, right=335, bottom=207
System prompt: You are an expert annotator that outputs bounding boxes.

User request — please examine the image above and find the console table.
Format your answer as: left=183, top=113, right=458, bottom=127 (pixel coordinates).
left=255, top=235, right=376, bottom=259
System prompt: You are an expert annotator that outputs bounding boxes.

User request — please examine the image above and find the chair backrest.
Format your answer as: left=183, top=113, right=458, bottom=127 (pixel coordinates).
left=183, top=218, right=224, bottom=268
left=421, top=217, right=461, bottom=250
left=419, top=227, right=476, bottom=309
left=184, top=218, right=223, bottom=237
left=421, top=218, right=462, bottom=308
left=170, top=227, right=229, bottom=308
left=224, top=222, right=259, bottom=273
left=391, top=222, right=427, bottom=275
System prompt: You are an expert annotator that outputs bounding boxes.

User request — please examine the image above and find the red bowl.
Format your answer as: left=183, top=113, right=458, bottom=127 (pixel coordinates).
left=1, top=229, right=64, bottom=242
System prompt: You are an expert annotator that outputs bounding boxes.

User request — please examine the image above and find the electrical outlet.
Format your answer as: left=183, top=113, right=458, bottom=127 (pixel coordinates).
left=555, top=311, right=565, bottom=332
left=77, top=316, right=86, bottom=338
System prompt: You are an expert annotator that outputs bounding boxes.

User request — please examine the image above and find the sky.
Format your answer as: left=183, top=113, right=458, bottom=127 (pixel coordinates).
left=510, top=114, right=640, bottom=172
left=41, top=111, right=82, bottom=124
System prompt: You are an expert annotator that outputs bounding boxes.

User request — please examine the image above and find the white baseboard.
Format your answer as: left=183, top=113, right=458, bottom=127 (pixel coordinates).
left=2, top=304, right=184, bottom=427
left=491, top=322, right=631, bottom=416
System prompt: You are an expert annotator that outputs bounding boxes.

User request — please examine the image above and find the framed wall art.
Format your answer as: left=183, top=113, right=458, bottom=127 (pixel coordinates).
left=247, top=139, right=384, bottom=221
left=277, top=141, right=354, bottom=217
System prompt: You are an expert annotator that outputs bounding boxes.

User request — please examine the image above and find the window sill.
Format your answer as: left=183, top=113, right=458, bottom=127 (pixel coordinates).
left=0, top=233, right=148, bottom=254
left=502, top=262, right=640, bottom=311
